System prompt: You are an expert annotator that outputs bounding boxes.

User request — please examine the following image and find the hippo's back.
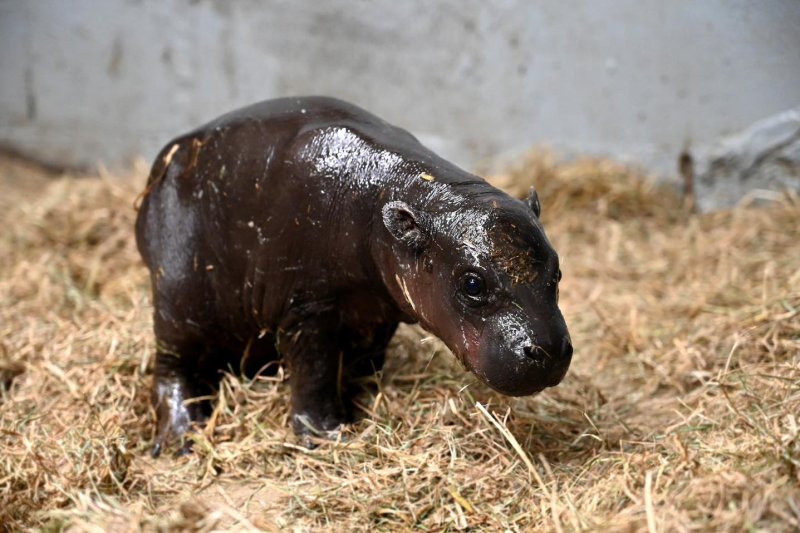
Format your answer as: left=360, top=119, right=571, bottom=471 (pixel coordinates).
left=135, top=97, right=426, bottom=333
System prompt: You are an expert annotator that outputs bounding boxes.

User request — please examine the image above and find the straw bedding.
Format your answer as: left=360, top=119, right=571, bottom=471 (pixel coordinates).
left=0, top=152, right=798, bottom=531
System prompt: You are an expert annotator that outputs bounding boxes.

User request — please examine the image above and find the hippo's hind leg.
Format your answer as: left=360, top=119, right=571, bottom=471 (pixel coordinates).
left=148, top=288, right=226, bottom=457
left=151, top=339, right=214, bottom=457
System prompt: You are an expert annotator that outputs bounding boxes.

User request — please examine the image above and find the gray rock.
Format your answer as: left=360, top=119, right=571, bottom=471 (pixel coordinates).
left=694, top=108, right=800, bottom=211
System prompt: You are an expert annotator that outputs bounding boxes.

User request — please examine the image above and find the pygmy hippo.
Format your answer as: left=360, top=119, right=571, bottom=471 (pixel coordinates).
left=135, top=96, right=572, bottom=456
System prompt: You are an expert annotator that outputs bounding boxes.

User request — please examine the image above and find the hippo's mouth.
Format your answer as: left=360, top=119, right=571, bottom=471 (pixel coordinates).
left=450, top=347, right=540, bottom=396
left=454, top=341, right=570, bottom=397
left=436, top=320, right=569, bottom=396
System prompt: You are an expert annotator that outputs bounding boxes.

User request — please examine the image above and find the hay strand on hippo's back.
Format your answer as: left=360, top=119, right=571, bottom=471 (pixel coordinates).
left=1, top=152, right=799, bottom=531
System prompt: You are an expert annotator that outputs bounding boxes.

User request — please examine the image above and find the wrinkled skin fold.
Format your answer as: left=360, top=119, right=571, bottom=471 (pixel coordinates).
left=135, top=96, right=572, bottom=455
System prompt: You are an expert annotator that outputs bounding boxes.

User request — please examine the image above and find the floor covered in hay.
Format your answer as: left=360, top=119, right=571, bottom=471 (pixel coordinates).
left=0, top=153, right=798, bottom=531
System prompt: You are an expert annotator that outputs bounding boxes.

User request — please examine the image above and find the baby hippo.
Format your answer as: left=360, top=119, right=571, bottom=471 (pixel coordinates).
left=135, top=96, right=572, bottom=456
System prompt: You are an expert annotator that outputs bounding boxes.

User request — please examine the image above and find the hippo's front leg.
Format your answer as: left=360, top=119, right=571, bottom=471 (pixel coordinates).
left=278, top=313, right=349, bottom=441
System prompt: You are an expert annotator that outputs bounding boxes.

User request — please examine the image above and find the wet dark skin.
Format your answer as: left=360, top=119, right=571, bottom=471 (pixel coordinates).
left=135, top=96, right=572, bottom=456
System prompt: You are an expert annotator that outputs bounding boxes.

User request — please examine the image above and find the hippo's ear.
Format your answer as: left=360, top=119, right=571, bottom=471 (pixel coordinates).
left=382, top=201, right=429, bottom=251
left=526, top=186, right=541, bottom=218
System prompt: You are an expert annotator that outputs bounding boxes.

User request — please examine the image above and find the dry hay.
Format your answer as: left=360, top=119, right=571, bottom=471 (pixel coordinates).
left=0, top=151, right=798, bottom=532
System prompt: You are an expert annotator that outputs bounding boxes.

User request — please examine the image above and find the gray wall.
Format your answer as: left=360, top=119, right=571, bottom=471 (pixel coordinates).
left=1, top=0, right=799, bottom=175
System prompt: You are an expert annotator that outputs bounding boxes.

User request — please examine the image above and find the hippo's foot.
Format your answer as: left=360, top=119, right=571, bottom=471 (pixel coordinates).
left=151, top=375, right=210, bottom=458
left=291, top=403, right=349, bottom=448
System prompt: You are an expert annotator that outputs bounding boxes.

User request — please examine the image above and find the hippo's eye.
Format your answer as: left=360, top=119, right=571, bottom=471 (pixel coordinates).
left=462, top=273, right=485, bottom=298
left=556, top=269, right=562, bottom=283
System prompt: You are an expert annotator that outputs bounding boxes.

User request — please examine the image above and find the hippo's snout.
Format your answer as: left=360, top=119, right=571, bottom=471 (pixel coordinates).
left=468, top=311, right=572, bottom=397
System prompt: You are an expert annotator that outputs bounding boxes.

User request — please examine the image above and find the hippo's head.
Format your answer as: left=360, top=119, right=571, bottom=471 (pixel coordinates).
left=377, top=184, right=571, bottom=396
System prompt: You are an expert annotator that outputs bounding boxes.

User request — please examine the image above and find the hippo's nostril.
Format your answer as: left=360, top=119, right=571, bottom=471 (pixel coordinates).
left=522, top=345, right=549, bottom=362
left=522, top=345, right=534, bottom=360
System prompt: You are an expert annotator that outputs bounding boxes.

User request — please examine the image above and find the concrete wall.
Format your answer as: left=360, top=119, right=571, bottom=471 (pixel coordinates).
left=1, top=0, right=799, bottom=176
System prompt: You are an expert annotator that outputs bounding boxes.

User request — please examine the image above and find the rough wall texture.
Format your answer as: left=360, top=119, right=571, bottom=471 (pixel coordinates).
left=694, top=108, right=800, bottom=211
left=1, top=0, right=799, bottom=187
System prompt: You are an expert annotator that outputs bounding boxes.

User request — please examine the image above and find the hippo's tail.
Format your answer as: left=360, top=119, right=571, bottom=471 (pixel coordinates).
left=134, top=133, right=204, bottom=211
